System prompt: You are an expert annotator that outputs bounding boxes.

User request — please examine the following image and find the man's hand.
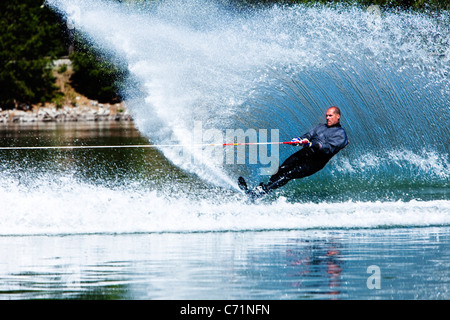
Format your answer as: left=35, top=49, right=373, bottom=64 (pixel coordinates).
left=290, top=137, right=312, bottom=147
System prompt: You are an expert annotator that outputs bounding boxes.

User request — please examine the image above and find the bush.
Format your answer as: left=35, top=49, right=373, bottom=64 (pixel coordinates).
left=69, top=43, right=127, bottom=104
left=0, top=0, right=67, bottom=109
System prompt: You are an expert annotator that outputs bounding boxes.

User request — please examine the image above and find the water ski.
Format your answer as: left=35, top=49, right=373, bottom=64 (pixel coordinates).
left=238, top=176, right=248, bottom=192
left=237, top=176, right=267, bottom=200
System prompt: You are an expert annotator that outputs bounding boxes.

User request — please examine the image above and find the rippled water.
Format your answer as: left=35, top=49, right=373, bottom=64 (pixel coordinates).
left=2, top=0, right=449, bottom=300
left=0, top=123, right=448, bottom=300
left=1, top=225, right=449, bottom=300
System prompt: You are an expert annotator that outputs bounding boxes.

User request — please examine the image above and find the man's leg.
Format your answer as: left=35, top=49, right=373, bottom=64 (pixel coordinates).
left=247, top=150, right=304, bottom=197
left=261, top=149, right=319, bottom=193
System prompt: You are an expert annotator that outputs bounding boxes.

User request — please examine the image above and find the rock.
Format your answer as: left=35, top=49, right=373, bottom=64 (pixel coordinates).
left=0, top=102, right=132, bottom=123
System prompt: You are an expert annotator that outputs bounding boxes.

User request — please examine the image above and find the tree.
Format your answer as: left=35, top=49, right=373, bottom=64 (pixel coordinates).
left=69, top=45, right=127, bottom=103
left=0, top=0, right=68, bottom=109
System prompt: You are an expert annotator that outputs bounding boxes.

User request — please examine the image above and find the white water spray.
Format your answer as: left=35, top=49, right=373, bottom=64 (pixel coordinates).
left=2, top=0, right=446, bottom=236
left=46, top=0, right=449, bottom=188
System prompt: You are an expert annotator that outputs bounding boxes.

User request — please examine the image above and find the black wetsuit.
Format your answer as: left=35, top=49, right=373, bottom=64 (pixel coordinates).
left=262, top=123, right=348, bottom=192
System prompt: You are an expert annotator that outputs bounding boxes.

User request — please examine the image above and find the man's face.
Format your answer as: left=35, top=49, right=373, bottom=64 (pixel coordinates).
left=326, top=108, right=340, bottom=126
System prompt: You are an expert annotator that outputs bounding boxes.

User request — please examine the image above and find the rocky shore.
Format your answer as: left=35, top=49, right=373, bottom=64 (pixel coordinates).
left=0, top=101, right=132, bottom=124
left=0, top=58, right=133, bottom=124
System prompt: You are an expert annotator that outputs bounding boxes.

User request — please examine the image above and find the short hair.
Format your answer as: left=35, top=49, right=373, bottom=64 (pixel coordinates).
left=329, top=106, right=341, bottom=115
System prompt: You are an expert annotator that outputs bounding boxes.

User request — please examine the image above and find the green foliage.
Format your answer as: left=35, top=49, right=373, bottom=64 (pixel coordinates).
left=69, top=45, right=127, bottom=103
left=0, top=0, right=125, bottom=109
left=0, top=0, right=67, bottom=109
left=0, top=0, right=447, bottom=110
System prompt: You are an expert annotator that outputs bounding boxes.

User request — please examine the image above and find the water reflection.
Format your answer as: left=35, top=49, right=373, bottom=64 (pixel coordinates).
left=0, top=121, right=141, bottom=142
left=0, top=123, right=448, bottom=300
left=1, top=228, right=449, bottom=300
left=0, top=121, right=194, bottom=189
left=286, top=238, right=343, bottom=299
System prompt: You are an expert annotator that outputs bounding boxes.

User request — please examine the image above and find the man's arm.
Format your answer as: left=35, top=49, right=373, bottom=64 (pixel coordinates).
left=310, top=127, right=349, bottom=156
left=299, top=124, right=321, bottom=142
left=290, top=124, right=321, bottom=146
left=293, top=124, right=348, bottom=156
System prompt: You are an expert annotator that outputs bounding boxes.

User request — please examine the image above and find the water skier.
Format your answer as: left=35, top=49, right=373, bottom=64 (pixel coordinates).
left=238, top=106, right=349, bottom=199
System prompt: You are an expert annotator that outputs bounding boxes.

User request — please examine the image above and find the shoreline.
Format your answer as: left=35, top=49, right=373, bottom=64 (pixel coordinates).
left=1, top=58, right=133, bottom=125
left=0, top=101, right=132, bottom=124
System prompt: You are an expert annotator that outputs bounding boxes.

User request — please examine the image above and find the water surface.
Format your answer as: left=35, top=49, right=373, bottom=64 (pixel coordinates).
left=0, top=123, right=448, bottom=300
left=2, top=0, right=449, bottom=300
left=1, top=226, right=449, bottom=300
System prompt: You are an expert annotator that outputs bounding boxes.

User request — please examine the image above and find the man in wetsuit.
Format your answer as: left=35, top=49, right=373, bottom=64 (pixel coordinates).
left=241, top=106, right=349, bottom=198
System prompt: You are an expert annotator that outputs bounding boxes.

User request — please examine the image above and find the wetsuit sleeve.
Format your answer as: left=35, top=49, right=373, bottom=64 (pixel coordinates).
left=313, top=128, right=349, bottom=156
left=299, top=124, right=348, bottom=156
left=298, top=124, right=320, bottom=141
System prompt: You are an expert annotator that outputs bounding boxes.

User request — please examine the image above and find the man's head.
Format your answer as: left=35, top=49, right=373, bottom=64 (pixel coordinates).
left=326, top=106, right=341, bottom=127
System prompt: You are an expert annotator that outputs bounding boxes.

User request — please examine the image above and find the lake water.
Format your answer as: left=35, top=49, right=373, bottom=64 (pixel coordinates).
left=0, top=122, right=448, bottom=300
left=4, top=0, right=450, bottom=302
